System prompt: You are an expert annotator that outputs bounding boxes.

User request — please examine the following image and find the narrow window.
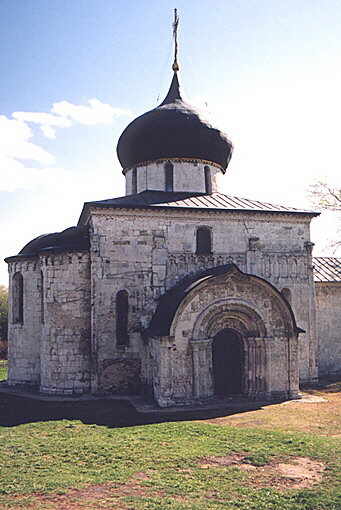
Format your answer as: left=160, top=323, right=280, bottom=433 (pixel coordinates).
left=204, top=166, right=212, bottom=193
left=165, top=162, right=174, bottom=191
left=196, top=227, right=212, bottom=255
left=39, top=271, right=44, bottom=324
left=132, top=168, right=137, bottom=194
left=116, top=290, right=129, bottom=346
left=12, top=272, right=24, bottom=324
left=281, top=288, right=292, bottom=305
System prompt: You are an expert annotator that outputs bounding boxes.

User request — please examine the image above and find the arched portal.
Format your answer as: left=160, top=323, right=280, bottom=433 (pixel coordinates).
left=212, top=328, right=244, bottom=395
left=152, top=264, right=301, bottom=406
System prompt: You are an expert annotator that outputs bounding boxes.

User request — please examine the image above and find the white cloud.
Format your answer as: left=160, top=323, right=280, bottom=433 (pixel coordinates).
left=0, top=97, right=131, bottom=193
left=11, top=99, right=131, bottom=139
left=12, top=111, right=72, bottom=139
left=0, top=156, right=59, bottom=192
left=0, top=115, right=54, bottom=164
left=51, top=98, right=130, bottom=126
left=40, top=125, right=58, bottom=139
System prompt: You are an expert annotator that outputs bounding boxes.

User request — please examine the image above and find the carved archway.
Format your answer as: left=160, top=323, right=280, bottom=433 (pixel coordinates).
left=153, top=264, right=300, bottom=406
left=193, top=300, right=267, bottom=340
left=190, top=301, right=269, bottom=399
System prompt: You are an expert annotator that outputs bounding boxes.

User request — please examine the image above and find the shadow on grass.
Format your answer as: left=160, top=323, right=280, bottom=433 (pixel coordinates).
left=0, top=393, right=271, bottom=428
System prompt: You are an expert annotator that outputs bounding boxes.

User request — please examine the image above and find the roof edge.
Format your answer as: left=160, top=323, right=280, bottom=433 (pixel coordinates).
left=80, top=201, right=320, bottom=218
left=5, top=247, right=89, bottom=264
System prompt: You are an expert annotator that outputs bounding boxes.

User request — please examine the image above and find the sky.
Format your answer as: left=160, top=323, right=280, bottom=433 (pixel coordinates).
left=0, top=0, right=340, bottom=286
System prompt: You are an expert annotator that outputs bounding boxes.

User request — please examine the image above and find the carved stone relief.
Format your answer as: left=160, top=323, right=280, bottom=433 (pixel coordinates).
left=167, top=253, right=247, bottom=286
left=168, top=267, right=299, bottom=402
left=258, top=254, right=308, bottom=282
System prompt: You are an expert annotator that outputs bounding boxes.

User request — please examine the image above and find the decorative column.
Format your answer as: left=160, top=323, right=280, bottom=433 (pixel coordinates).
left=246, top=337, right=269, bottom=400
left=264, top=337, right=272, bottom=399
left=246, top=237, right=262, bottom=276
left=255, top=338, right=262, bottom=394
left=155, top=338, right=174, bottom=407
left=190, top=339, right=213, bottom=399
left=247, top=337, right=256, bottom=398
left=254, top=337, right=268, bottom=399
left=288, top=334, right=300, bottom=399
left=304, top=241, right=319, bottom=383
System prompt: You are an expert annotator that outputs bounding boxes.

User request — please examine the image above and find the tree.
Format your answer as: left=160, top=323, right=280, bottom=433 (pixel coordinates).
left=0, top=286, right=8, bottom=359
left=309, top=181, right=341, bottom=252
left=0, top=285, right=8, bottom=340
left=309, top=181, right=341, bottom=211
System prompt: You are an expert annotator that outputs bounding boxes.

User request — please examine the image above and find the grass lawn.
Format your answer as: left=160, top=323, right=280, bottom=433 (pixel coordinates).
left=0, top=364, right=340, bottom=509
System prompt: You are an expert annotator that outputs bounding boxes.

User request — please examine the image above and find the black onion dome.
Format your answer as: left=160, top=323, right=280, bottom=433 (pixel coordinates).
left=117, top=73, right=233, bottom=172
left=17, top=226, right=89, bottom=257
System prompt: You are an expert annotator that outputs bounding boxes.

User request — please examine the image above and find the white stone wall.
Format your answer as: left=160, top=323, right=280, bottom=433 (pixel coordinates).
left=7, top=259, right=42, bottom=385
left=85, top=206, right=317, bottom=392
left=125, top=160, right=223, bottom=194
left=6, top=202, right=321, bottom=399
left=40, top=252, right=91, bottom=394
left=315, top=282, right=341, bottom=378
left=245, top=237, right=318, bottom=384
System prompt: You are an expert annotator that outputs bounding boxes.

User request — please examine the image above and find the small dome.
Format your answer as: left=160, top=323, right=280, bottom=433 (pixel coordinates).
left=117, top=73, right=233, bottom=172
left=18, top=226, right=89, bottom=257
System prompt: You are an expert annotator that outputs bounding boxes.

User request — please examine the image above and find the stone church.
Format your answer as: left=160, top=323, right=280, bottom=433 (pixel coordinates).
left=4, top=58, right=341, bottom=407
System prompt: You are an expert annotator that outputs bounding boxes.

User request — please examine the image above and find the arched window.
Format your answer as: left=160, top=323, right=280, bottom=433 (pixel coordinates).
left=39, top=271, right=44, bottom=324
left=132, top=168, right=137, bottom=194
left=165, top=162, right=174, bottom=192
left=196, top=226, right=212, bottom=255
left=281, top=288, right=292, bottom=305
left=204, top=166, right=212, bottom=194
left=12, top=272, right=24, bottom=324
left=116, top=290, right=129, bottom=346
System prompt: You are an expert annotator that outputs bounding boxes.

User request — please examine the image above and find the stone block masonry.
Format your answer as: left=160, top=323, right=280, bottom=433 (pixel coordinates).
left=316, top=282, right=341, bottom=378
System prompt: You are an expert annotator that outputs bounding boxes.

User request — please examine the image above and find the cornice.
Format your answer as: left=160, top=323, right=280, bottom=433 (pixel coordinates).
left=86, top=205, right=315, bottom=224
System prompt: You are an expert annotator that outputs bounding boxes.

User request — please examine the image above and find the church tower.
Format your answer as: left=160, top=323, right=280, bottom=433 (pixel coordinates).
left=117, top=10, right=232, bottom=196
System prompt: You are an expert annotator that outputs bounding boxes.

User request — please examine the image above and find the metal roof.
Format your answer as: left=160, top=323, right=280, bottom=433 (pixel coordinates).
left=5, top=226, right=90, bottom=262
left=313, top=257, right=341, bottom=282
left=79, top=191, right=319, bottom=224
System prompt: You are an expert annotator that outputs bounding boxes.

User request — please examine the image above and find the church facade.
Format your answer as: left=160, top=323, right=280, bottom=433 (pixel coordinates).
left=4, top=69, right=341, bottom=407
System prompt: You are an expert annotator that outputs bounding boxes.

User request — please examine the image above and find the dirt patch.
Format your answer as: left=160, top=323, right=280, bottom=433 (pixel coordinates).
left=199, top=455, right=325, bottom=490
left=5, top=472, right=163, bottom=510
left=199, top=453, right=246, bottom=468
left=276, top=457, right=324, bottom=484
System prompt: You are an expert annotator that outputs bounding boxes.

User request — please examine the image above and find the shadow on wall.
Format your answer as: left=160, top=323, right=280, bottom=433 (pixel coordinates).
left=0, top=394, right=272, bottom=428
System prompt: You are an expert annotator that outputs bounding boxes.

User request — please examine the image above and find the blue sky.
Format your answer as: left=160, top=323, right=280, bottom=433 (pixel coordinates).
left=1, top=0, right=340, bottom=285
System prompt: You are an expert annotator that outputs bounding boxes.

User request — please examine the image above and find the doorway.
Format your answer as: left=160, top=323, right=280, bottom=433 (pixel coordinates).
left=212, top=328, right=244, bottom=396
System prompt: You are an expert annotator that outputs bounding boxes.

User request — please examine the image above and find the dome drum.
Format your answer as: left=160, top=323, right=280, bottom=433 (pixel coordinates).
left=125, top=159, right=223, bottom=195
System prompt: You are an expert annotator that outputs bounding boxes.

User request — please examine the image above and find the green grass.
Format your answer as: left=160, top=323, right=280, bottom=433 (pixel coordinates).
left=0, top=420, right=340, bottom=509
left=0, top=376, right=340, bottom=509
left=0, top=359, right=7, bottom=380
